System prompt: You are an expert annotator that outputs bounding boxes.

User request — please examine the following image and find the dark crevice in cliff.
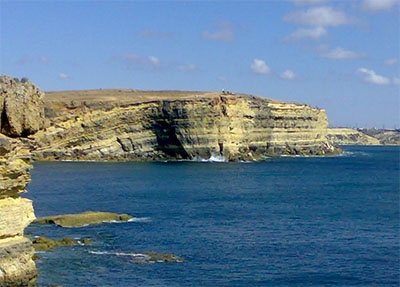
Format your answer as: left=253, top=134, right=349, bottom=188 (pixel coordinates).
left=146, top=101, right=192, bottom=159
left=150, top=120, right=191, bottom=159
left=1, top=99, right=12, bottom=137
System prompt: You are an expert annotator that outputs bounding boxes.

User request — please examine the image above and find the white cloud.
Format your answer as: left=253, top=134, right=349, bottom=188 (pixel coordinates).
left=202, top=21, right=235, bottom=42
left=287, top=0, right=329, bottom=5
left=280, top=70, right=296, bottom=80
left=39, top=56, right=49, bottom=64
left=321, top=47, right=363, bottom=60
left=139, top=29, right=174, bottom=39
left=251, top=59, right=271, bottom=75
left=59, top=73, right=69, bottom=79
left=284, top=6, right=352, bottom=27
left=148, top=56, right=160, bottom=66
left=385, top=58, right=399, bottom=66
left=178, top=64, right=198, bottom=72
left=284, top=26, right=327, bottom=41
left=113, top=54, right=160, bottom=69
left=362, top=0, right=399, bottom=12
left=393, top=77, right=400, bottom=85
left=217, top=76, right=227, bottom=83
left=356, top=68, right=391, bottom=85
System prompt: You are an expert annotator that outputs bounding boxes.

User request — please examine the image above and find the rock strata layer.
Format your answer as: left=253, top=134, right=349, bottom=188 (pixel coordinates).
left=327, top=128, right=381, bottom=145
left=0, top=76, right=45, bottom=286
left=327, top=128, right=400, bottom=145
left=33, top=89, right=339, bottom=161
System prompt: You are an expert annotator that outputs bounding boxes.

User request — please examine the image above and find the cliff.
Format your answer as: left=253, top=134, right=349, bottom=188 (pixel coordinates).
left=357, top=128, right=400, bottom=145
left=0, top=76, right=45, bottom=286
left=32, top=89, right=339, bottom=161
left=327, top=128, right=400, bottom=145
left=327, top=128, right=381, bottom=145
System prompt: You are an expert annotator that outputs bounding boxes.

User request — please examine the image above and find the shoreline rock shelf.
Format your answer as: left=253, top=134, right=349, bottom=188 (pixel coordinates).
left=33, top=211, right=134, bottom=228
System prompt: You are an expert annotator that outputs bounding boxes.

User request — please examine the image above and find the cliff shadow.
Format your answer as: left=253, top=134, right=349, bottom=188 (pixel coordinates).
left=148, top=102, right=192, bottom=160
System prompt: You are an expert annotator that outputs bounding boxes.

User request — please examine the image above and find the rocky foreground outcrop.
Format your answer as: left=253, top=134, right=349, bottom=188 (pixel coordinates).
left=0, top=76, right=45, bottom=286
left=32, top=89, right=339, bottom=161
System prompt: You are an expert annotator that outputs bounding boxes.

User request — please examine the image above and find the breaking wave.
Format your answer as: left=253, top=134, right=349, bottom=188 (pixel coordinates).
left=104, top=217, right=151, bottom=224
left=88, top=250, right=150, bottom=260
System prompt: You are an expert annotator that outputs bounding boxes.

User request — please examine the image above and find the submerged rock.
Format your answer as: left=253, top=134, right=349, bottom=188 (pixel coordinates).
left=141, top=251, right=184, bottom=263
left=89, top=250, right=184, bottom=264
left=31, top=236, right=90, bottom=252
left=33, top=211, right=133, bottom=228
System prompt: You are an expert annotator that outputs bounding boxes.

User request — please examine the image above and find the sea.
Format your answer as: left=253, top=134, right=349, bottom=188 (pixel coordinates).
left=24, top=145, right=400, bottom=287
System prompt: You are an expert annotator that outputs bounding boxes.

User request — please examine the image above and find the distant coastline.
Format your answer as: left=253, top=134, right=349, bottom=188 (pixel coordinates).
left=327, top=127, right=400, bottom=146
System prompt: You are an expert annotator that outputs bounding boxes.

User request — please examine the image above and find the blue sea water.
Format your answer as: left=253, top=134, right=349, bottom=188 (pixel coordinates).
left=25, top=146, right=400, bottom=287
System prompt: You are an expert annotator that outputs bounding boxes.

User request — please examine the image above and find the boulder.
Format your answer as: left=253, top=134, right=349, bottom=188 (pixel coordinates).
left=0, top=76, right=46, bottom=137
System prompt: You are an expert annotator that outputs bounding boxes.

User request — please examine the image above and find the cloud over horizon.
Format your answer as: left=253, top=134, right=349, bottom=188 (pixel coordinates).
left=59, top=73, right=69, bottom=79
left=356, top=68, right=391, bottom=85
left=113, top=54, right=161, bottom=70
left=178, top=64, right=198, bottom=72
left=251, top=59, right=271, bottom=75
left=287, top=0, right=329, bottom=5
left=362, top=0, right=400, bottom=12
left=284, top=26, right=327, bottom=41
left=202, top=21, right=235, bottom=42
left=321, top=47, right=364, bottom=60
left=139, top=29, right=175, bottom=39
left=280, top=70, right=296, bottom=80
left=284, top=6, right=353, bottom=27
left=384, top=58, right=399, bottom=66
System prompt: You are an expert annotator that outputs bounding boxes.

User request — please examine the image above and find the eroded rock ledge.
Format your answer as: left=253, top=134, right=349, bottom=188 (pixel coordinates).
left=0, top=75, right=45, bottom=286
left=32, top=89, right=340, bottom=161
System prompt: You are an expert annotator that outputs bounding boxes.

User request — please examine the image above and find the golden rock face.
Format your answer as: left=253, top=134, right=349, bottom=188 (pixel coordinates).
left=33, top=90, right=339, bottom=161
left=0, top=76, right=45, bottom=286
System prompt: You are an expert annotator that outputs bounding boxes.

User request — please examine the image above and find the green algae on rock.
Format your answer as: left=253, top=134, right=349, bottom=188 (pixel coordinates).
left=34, top=211, right=133, bottom=228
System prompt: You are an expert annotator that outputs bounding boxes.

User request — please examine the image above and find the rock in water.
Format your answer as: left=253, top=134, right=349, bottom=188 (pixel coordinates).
left=31, top=236, right=91, bottom=251
left=34, top=211, right=134, bottom=227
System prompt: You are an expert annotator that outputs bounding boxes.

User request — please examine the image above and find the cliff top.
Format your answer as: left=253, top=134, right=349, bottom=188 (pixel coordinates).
left=44, top=89, right=288, bottom=105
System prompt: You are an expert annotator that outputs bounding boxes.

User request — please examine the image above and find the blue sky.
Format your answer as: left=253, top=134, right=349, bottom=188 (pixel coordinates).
left=1, top=0, right=399, bottom=128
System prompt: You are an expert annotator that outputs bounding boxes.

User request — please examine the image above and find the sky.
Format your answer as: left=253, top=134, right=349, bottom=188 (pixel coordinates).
left=1, top=0, right=399, bottom=128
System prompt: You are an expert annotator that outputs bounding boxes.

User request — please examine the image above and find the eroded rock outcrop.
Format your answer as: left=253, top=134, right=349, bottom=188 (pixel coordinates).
left=0, top=75, right=45, bottom=286
left=327, top=128, right=381, bottom=146
left=34, top=211, right=133, bottom=228
left=32, top=89, right=339, bottom=161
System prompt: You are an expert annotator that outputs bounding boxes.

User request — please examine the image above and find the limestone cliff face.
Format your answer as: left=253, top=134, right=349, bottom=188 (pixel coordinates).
left=327, top=128, right=400, bottom=146
left=327, top=128, right=381, bottom=146
left=33, top=90, right=339, bottom=161
left=0, top=76, right=44, bottom=286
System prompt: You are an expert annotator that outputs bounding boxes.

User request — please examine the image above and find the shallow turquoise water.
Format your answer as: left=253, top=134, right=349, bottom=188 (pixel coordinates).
left=25, top=146, right=400, bottom=286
